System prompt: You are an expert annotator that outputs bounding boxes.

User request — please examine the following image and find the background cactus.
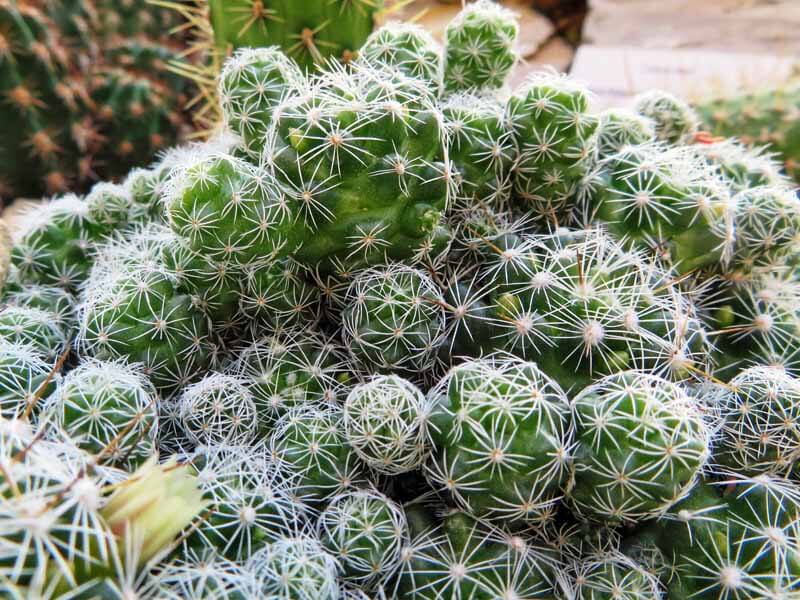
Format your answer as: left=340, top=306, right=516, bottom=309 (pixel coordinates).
left=42, top=358, right=158, bottom=469
left=696, top=82, right=800, bottom=183
left=0, top=0, right=192, bottom=200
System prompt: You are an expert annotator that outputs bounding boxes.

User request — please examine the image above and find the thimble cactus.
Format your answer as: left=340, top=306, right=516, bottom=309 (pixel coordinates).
left=343, top=375, right=431, bottom=475
left=231, top=327, right=344, bottom=428
left=633, top=90, right=699, bottom=145
left=595, top=108, right=656, bottom=160
left=507, top=71, right=599, bottom=223
left=317, top=489, right=408, bottom=588
left=715, top=365, right=800, bottom=475
left=0, top=305, right=68, bottom=362
left=0, top=340, right=56, bottom=418
left=269, top=405, right=365, bottom=504
left=341, top=265, right=447, bottom=376
left=218, top=47, right=305, bottom=159
left=569, top=371, right=711, bottom=524
left=441, top=93, right=516, bottom=210
left=591, top=143, right=735, bottom=273
left=442, top=0, right=519, bottom=95
left=247, top=535, right=340, bottom=600
left=179, top=373, right=257, bottom=447
left=426, top=355, right=573, bottom=526
left=42, top=358, right=158, bottom=469
left=359, top=22, right=442, bottom=86
left=655, top=473, right=800, bottom=600
left=266, top=61, right=450, bottom=273
left=167, top=152, right=302, bottom=266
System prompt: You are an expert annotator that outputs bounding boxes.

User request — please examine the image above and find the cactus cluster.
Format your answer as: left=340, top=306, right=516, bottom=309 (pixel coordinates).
left=2, top=1, right=800, bottom=598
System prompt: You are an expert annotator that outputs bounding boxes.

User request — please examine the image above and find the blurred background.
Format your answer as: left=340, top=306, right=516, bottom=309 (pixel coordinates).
left=402, top=0, right=798, bottom=103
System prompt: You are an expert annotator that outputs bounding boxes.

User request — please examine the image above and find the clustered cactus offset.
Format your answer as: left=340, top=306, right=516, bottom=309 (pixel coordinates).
left=2, top=1, right=800, bottom=598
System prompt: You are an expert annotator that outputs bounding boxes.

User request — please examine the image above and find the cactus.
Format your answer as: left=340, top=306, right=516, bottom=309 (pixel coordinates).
left=590, top=143, right=735, bottom=273
left=187, top=444, right=308, bottom=561
left=0, top=1, right=192, bottom=200
left=442, top=0, right=519, bottom=95
left=696, top=82, right=800, bottom=183
left=693, top=139, right=790, bottom=193
left=269, top=404, right=365, bottom=504
left=729, top=185, right=800, bottom=274
left=42, top=358, right=158, bottom=469
left=441, top=94, right=516, bottom=210
left=633, top=90, right=699, bottom=145
left=231, top=327, right=344, bottom=428
left=709, top=272, right=800, bottom=375
left=0, top=425, right=206, bottom=594
left=359, top=22, right=442, bottom=86
left=151, top=549, right=259, bottom=599
left=10, top=194, right=105, bottom=291
left=507, top=71, right=599, bottom=223
left=341, top=265, right=447, bottom=376
left=394, top=508, right=561, bottom=598
left=167, top=152, right=302, bottom=267
left=0, top=305, right=69, bottom=362
left=595, top=108, right=656, bottom=160
left=1, top=284, right=77, bottom=336
left=426, top=355, right=573, bottom=527
left=240, top=258, right=322, bottom=332
left=654, top=473, right=800, bottom=599
left=466, top=227, right=711, bottom=391
left=317, top=489, right=407, bottom=588
left=569, top=371, right=711, bottom=524
left=247, top=535, right=340, bottom=600
left=78, top=242, right=212, bottom=393
left=218, top=46, right=306, bottom=160
left=266, top=61, right=450, bottom=273
left=206, top=0, right=382, bottom=72
left=178, top=372, right=257, bottom=447
left=0, top=340, right=56, bottom=418
left=714, top=365, right=800, bottom=476
left=343, top=375, right=430, bottom=475
left=564, top=550, right=663, bottom=599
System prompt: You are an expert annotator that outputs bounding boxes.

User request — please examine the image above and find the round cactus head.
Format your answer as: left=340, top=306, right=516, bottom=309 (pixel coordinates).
left=341, top=264, right=447, bottom=376
left=507, top=70, right=599, bottom=224
left=632, top=89, right=699, bottom=145
left=187, top=444, right=308, bottom=561
left=343, top=375, right=431, bottom=475
left=570, top=371, right=711, bottom=524
left=591, top=142, right=735, bottom=273
left=218, top=46, right=306, bottom=159
left=442, top=0, right=519, bottom=95
left=394, top=509, right=561, bottom=598
left=656, top=473, right=800, bottom=599
left=715, top=365, right=800, bottom=475
left=359, top=22, right=442, bottom=86
left=265, top=61, right=451, bottom=273
left=426, top=354, right=573, bottom=527
left=0, top=339, right=57, bottom=419
left=269, top=404, right=365, bottom=505
left=595, top=108, right=656, bottom=159
left=42, top=358, right=158, bottom=470
left=317, top=489, right=408, bottom=588
left=564, top=550, right=663, bottom=600
left=247, top=535, right=340, bottom=600
left=166, top=151, right=302, bottom=267
left=178, top=373, right=257, bottom=448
